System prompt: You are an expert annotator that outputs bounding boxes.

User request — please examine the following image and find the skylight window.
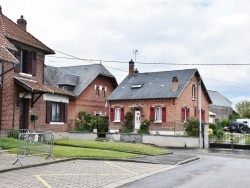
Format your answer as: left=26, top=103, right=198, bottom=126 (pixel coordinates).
left=131, top=83, right=143, bottom=89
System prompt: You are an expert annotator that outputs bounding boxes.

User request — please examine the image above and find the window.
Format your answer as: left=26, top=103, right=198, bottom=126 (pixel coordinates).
left=114, top=108, right=121, bottom=122
left=192, top=85, right=196, bottom=100
left=14, top=46, right=37, bottom=75
left=102, top=87, right=106, bottom=97
left=131, top=83, right=143, bottom=89
left=110, top=107, right=124, bottom=122
left=150, top=106, right=166, bottom=123
left=46, top=101, right=68, bottom=123
left=155, top=107, right=162, bottom=122
left=181, top=107, right=190, bottom=122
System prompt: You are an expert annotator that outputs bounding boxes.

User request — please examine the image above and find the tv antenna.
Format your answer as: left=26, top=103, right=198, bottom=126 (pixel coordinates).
left=133, top=49, right=138, bottom=61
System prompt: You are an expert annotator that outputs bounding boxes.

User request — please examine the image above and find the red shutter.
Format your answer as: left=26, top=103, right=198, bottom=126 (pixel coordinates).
left=202, top=109, right=205, bottom=121
left=162, top=107, right=166, bottom=122
left=121, top=107, right=124, bottom=122
left=32, top=51, right=37, bottom=76
left=110, top=108, right=114, bottom=122
left=14, top=46, right=21, bottom=72
left=46, top=101, right=52, bottom=123
left=181, top=108, right=185, bottom=122
left=194, top=108, right=197, bottom=117
left=150, top=107, right=154, bottom=120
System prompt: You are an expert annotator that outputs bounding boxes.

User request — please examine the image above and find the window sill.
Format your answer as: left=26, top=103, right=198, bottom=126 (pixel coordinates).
left=153, top=121, right=162, bottom=124
left=49, top=122, right=65, bottom=125
left=113, top=120, right=121, bottom=123
left=19, top=72, right=32, bottom=78
left=192, top=98, right=196, bottom=101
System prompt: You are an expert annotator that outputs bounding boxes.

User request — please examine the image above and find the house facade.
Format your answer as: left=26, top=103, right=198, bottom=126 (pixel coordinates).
left=0, top=7, right=75, bottom=132
left=44, top=64, right=118, bottom=130
left=207, top=90, right=233, bottom=123
left=107, top=60, right=211, bottom=134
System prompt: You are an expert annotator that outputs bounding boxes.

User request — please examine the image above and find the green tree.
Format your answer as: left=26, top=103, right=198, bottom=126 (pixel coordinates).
left=122, top=112, right=133, bottom=133
left=235, top=100, right=250, bottom=118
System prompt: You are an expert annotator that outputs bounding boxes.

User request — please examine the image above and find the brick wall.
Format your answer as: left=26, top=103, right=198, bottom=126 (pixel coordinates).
left=108, top=73, right=210, bottom=132
left=67, top=75, right=116, bottom=129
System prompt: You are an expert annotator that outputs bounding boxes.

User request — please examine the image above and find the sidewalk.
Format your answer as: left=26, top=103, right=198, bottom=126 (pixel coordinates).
left=1, top=148, right=249, bottom=173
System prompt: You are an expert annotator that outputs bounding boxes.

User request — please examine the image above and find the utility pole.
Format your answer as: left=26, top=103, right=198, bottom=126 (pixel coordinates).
left=198, top=77, right=202, bottom=149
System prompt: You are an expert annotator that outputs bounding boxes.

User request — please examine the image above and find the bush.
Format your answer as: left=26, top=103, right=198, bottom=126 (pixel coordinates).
left=138, top=119, right=151, bottom=134
left=96, top=116, right=109, bottom=133
left=208, top=129, right=213, bottom=137
left=184, top=118, right=200, bottom=136
left=121, top=112, right=133, bottom=133
left=8, top=130, right=20, bottom=139
left=76, top=111, right=95, bottom=132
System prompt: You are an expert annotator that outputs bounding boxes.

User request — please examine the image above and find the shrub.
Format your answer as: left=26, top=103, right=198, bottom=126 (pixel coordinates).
left=8, top=130, right=20, bottom=139
left=208, top=129, right=213, bottom=137
left=138, top=119, right=151, bottom=134
left=96, top=116, right=109, bottom=133
left=122, top=112, right=133, bottom=133
left=184, top=118, right=200, bottom=137
left=76, top=111, right=95, bottom=132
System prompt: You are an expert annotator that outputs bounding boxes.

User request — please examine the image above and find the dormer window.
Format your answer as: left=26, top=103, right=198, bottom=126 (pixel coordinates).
left=131, top=83, right=143, bottom=89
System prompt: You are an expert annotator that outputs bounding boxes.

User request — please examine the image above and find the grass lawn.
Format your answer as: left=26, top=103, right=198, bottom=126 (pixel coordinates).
left=54, top=139, right=169, bottom=155
left=2, top=137, right=170, bottom=158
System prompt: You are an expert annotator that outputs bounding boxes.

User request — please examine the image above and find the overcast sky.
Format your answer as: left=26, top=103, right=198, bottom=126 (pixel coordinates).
left=1, top=0, right=250, bottom=108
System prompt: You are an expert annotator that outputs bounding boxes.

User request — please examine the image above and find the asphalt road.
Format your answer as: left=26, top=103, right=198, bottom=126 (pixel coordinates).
left=119, top=150, right=250, bottom=188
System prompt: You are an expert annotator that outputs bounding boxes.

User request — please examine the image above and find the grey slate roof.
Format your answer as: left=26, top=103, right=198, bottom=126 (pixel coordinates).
left=107, top=68, right=201, bottom=100
left=44, top=64, right=117, bottom=96
left=207, top=90, right=232, bottom=108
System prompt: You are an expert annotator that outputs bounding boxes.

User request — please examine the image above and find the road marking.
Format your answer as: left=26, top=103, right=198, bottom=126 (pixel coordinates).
left=104, top=161, right=139, bottom=175
left=35, top=175, right=52, bottom=188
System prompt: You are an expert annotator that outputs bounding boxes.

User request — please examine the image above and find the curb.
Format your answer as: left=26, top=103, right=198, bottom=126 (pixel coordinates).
left=175, top=156, right=200, bottom=165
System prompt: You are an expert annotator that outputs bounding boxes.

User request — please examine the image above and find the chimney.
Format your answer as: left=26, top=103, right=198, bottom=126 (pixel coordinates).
left=17, top=15, right=27, bottom=30
left=172, top=77, right=178, bottom=91
left=129, top=59, right=134, bottom=78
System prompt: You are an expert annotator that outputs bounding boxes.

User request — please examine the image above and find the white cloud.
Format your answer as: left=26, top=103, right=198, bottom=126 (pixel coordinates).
left=1, top=0, right=250, bottom=107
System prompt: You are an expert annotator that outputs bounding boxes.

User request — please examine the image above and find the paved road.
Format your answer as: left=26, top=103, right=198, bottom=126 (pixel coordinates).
left=0, top=149, right=249, bottom=188
left=119, top=152, right=250, bottom=188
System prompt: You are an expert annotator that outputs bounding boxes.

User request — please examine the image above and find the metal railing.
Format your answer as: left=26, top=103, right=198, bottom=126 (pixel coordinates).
left=13, top=131, right=55, bottom=165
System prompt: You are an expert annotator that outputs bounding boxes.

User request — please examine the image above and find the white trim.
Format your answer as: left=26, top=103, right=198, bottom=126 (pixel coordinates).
left=19, top=72, right=32, bottom=78
left=49, top=122, right=65, bottom=125
left=43, top=93, right=69, bottom=103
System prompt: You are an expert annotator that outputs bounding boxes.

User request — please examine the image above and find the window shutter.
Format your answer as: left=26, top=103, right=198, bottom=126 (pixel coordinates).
left=27, top=51, right=32, bottom=74
left=181, top=108, right=185, bottom=122
left=64, top=103, right=68, bottom=123
left=202, top=109, right=205, bottom=121
left=187, top=108, right=190, bottom=119
left=110, top=108, right=114, bottom=122
left=32, top=51, right=37, bottom=76
left=14, top=46, right=21, bottom=72
left=121, top=107, right=124, bottom=122
left=162, top=107, right=166, bottom=122
left=194, top=108, right=197, bottom=117
left=46, top=101, right=52, bottom=123
left=150, top=107, right=154, bottom=120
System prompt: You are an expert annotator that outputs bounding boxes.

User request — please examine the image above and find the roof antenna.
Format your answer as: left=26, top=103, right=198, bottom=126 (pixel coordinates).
left=133, top=49, right=138, bottom=61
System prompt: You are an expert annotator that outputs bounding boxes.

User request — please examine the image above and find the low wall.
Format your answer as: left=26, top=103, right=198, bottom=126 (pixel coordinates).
left=143, top=135, right=200, bottom=148
left=107, top=133, right=200, bottom=148
left=54, top=132, right=69, bottom=140
left=68, top=132, right=97, bottom=140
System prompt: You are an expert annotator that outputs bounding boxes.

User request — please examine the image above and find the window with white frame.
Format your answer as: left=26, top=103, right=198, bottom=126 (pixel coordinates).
left=155, top=107, right=162, bottom=122
left=192, top=84, right=196, bottom=100
left=114, top=108, right=121, bottom=122
left=52, top=102, right=61, bottom=122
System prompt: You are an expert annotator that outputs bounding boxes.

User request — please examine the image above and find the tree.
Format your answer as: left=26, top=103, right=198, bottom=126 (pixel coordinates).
left=235, top=100, right=250, bottom=118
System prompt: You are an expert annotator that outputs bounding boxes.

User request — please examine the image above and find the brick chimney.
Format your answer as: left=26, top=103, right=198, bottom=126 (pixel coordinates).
left=17, top=15, right=27, bottom=30
left=129, top=59, right=134, bottom=78
left=172, top=77, right=178, bottom=91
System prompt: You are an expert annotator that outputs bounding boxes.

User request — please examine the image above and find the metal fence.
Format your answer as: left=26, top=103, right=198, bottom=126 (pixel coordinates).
left=0, top=129, right=29, bottom=149
left=210, top=132, right=250, bottom=150
left=13, top=131, right=55, bottom=165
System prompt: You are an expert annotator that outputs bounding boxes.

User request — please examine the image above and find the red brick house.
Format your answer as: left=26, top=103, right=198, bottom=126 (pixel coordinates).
left=107, top=60, right=211, bottom=134
left=44, top=64, right=118, bottom=129
left=0, top=7, right=75, bottom=132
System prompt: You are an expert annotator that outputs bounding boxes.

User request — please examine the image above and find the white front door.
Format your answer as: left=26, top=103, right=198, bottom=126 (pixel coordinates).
left=135, top=110, right=141, bottom=129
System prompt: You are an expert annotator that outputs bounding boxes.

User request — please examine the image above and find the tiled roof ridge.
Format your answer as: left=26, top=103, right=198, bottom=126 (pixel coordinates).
left=1, top=11, right=54, bottom=54
left=0, top=7, right=6, bottom=34
left=139, top=68, right=198, bottom=74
